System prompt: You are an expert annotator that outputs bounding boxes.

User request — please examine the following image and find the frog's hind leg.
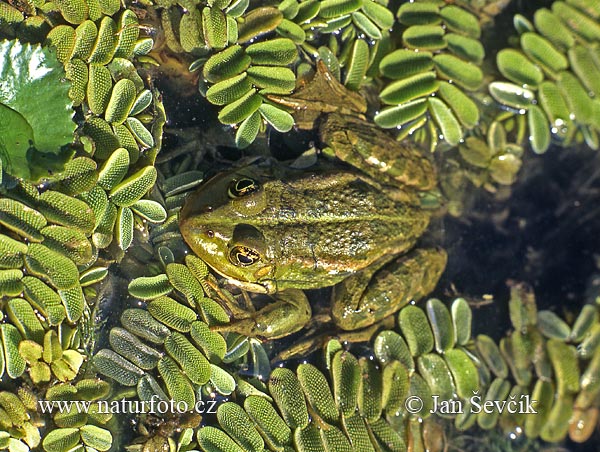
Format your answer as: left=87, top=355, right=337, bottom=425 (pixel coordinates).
left=331, top=248, right=447, bottom=331
left=320, top=113, right=438, bottom=191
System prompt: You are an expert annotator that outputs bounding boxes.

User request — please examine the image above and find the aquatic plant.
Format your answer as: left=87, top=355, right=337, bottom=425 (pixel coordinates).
left=0, top=386, right=43, bottom=451
left=40, top=379, right=114, bottom=452
left=0, top=2, right=167, bottom=450
left=374, top=2, right=483, bottom=150
left=0, top=0, right=599, bottom=451
left=93, top=250, right=275, bottom=394
left=489, top=2, right=600, bottom=154
left=179, top=286, right=600, bottom=450
left=0, top=39, right=75, bottom=181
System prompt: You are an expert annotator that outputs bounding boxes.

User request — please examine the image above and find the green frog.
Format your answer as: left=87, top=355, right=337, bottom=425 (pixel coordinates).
left=179, top=61, right=447, bottom=340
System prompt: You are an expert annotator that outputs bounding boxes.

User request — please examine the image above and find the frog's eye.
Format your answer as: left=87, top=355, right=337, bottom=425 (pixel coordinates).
left=229, top=245, right=261, bottom=267
left=228, top=178, right=260, bottom=198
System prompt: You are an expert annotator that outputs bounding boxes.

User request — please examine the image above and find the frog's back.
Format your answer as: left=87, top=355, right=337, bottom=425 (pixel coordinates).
left=180, top=164, right=431, bottom=291
left=255, top=170, right=430, bottom=281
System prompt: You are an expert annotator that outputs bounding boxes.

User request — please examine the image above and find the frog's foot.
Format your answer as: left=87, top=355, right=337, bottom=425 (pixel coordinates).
left=331, top=247, right=447, bottom=331
left=210, top=289, right=311, bottom=340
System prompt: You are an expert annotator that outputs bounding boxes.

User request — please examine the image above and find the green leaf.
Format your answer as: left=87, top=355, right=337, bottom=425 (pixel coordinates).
left=0, top=104, right=34, bottom=179
left=0, top=40, right=75, bottom=181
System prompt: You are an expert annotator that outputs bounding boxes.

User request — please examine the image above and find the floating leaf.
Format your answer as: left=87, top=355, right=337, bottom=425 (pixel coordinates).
left=403, top=25, right=446, bottom=51
left=344, top=39, right=369, bottom=90
left=126, top=117, right=155, bottom=148
left=42, top=428, right=80, bottom=452
left=438, top=82, right=479, bottom=129
left=197, top=426, right=241, bottom=452
left=522, top=32, right=568, bottom=74
left=129, top=89, right=153, bottom=116
left=204, top=45, right=252, bottom=83
left=380, top=72, right=439, bottom=105
left=56, top=156, right=97, bottom=195
left=497, top=49, right=544, bottom=87
left=38, top=190, right=95, bottom=234
left=206, top=73, right=252, bottom=106
left=80, top=425, right=112, bottom=451
left=157, top=356, right=196, bottom=408
left=41, top=225, right=93, bottom=265
left=87, top=63, right=112, bottom=115
left=396, top=2, right=440, bottom=26
left=114, top=9, right=140, bottom=58
left=131, top=200, right=167, bottom=223
left=0, top=40, right=75, bottom=180
left=434, top=54, right=483, bottom=90
left=259, top=103, right=294, bottom=132
left=147, top=296, right=197, bottom=332
left=489, top=82, right=536, bottom=110
left=374, top=98, right=427, bottom=129
left=237, top=7, right=283, bottom=43
left=399, top=305, right=434, bottom=357
left=427, top=97, right=462, bottom=146
left=109, top=166, right=157, bottom=207
left=446, top=33, right=484, bottom=64
left=440, top=5, right=480, bottom=39
left=528, top=104, right=551, bottom=153
left=116, top=206, right=134, bottom=250
left=352, top=11, right=381, bottom=40
left=235, top=110, right=261, bottom=149
left=320, top=0, right=361, bottom=18
left=164, top=332, right=210, bottom=385
left=534, top=8, right=574, bottom=51
left=120, top=308, right=171, bottom=344
left=25, top=243, right=79, bottom=290
left=245, top=38, right=298, bottom=66
left=276, top=18, right=306, bottom=43
left=94, top=349, right=144, bottom=386
left=1, top=324, right=25, bottom=379
left=202, top=6, right=228, bottom=49
left=105, top=79, right=137, bottom=124
left=8, top=298, right=44, bottom=343
left=247, top=66, right=296, bottom=93
left=109, top=327, right=161, bottom=370
left=218, top=89, right=262, bottom=124
left=97, top=147, right=130, bottom=191
left=0, top=233, right=28, bottom=268
left=361, top=0, right=394, bottom=29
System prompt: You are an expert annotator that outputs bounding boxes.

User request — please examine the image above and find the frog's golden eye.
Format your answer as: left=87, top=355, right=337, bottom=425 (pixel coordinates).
left=228, top=178, right=259, bottom=198
left=229, top=245, right=261, bottom=267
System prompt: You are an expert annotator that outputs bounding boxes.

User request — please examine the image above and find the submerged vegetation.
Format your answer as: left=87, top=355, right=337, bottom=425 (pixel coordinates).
left=0, top=0, right=598, bottom=451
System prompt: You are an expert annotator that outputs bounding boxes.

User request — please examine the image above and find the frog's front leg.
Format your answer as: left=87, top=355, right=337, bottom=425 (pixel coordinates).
left=212, top=289, right=311, bottom=340
left=331, top=248, right=447, bottom=331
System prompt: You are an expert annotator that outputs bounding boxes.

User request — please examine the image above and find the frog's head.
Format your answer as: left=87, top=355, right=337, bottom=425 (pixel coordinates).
left=179, top=166, right=279, bottom=294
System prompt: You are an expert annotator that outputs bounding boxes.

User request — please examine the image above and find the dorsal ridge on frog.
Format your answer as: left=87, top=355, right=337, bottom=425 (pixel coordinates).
left=180, top=60, right=447, bottom=339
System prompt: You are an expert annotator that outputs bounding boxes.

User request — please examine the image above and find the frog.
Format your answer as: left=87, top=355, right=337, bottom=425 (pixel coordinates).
left=179, top=61, right=447, bottom=340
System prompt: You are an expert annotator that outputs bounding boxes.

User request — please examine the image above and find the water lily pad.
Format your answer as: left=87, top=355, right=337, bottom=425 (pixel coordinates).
left=0, top=40, right=75, bottom=180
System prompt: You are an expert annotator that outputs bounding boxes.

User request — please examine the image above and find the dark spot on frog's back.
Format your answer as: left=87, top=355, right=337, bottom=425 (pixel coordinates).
left=278, top=205, right=296, bottom=220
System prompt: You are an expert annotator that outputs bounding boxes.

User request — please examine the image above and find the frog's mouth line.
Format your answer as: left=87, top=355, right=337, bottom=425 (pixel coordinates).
left=224, top=277, right=272, bottom=294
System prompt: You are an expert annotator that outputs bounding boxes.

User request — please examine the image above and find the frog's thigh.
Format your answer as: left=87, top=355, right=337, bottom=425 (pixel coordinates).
left=215, top=289, right=312, bottom=339
left=331, top=247, right=447, bottom=331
